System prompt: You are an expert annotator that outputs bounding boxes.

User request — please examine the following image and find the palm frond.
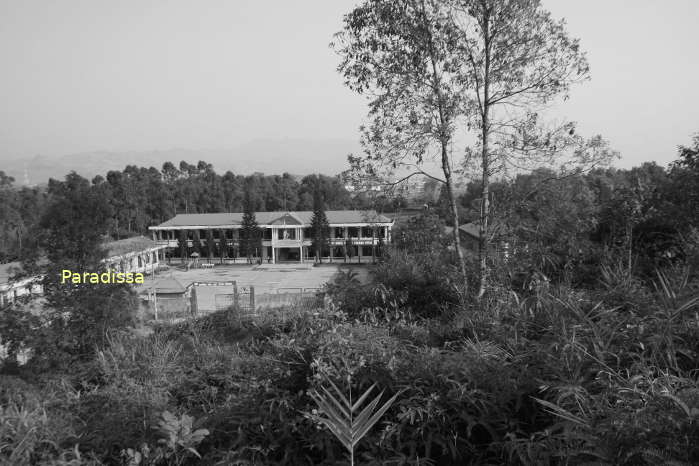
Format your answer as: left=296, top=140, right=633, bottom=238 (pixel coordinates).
left=309, top=380, right=400, bottom=461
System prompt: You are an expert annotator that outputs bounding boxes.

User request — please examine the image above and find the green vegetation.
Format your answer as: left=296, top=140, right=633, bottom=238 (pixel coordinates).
left=1, top=136, right=697, bottom=464
left=240, top=190, right=263, bottom=263
left=310, top=176, right=331, bottom=263
left=1, top=0, right=698, bottom=463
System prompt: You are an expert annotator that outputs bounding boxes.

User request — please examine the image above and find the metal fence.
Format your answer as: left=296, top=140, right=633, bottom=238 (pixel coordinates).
left=144, top=280, right=323, bottom=323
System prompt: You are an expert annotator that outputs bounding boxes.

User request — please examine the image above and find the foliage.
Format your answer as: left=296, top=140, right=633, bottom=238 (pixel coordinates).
left=392, top=213, right=449, bottom=254
left=176, top=230, right=188, bottom=260
left=218, top=229, right=229, bottom=263
left=204, top=229, right=215, bottom=261
left=0, top=171, right=46, bottom=263
left=33, top=173, right=139, bottom=359
left=310, top=178, right=331, bottom=262
left=156, top=411, right=209, bottom=463
left=335, top=0, right=469, bottom=280
left=308, top=378, right=400, bottom=466
left=240, top=190, right=262, bottom=261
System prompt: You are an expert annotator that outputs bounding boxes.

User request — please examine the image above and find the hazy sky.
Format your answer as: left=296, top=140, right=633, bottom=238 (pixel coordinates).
left=1, top=0, right=697, bottom=169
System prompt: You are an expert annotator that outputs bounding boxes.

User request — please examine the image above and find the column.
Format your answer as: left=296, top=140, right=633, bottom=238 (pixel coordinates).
left=329, top=227, right=334, bottom=263
left=299, top=246, right=303, bottom=263
left=272, top=247, right=276, bottom=264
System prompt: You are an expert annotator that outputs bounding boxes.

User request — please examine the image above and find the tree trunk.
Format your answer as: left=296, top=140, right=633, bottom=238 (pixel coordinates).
left=442, top=150, right=468, bottom=284
left=478, top=151, right=489, bottom=299
left=425, top=24, right=467, bottom=288
left=478, top=12, right=492, bottom=300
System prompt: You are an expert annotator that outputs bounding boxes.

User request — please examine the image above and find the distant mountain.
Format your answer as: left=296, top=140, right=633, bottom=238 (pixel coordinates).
left=1, top=138, right=361, bottom=185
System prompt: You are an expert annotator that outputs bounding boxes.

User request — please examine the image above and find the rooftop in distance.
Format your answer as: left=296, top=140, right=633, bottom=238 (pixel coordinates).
left=150, top=210, right=394, bottom=229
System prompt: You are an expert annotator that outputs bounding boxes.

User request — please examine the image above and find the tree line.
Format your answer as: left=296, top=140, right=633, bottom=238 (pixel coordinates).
left=0, top=161, right=409, bottom=263
left=433, top=140, right=699, bottom=286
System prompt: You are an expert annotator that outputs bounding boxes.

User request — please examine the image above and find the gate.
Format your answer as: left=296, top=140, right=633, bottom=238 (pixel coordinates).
left=213, top=282, right=255, bottom=313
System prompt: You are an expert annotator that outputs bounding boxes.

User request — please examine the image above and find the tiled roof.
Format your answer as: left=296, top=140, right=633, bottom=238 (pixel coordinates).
left=459, top=221, right=506, bottom=239
left=0, top=259, right=48, bottom=285
left=105, top=236, right=161, bottom=258
left=151, top=210, right=393, bottom=228
left=0, top=262, right=22, bottom=285
left=152, top=277, right=186, bottom=294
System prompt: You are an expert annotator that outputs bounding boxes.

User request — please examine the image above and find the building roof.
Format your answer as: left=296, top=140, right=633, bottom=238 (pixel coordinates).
left=0, top=262, right=22, bottom=285
left=0, top=259, right=48, bottom=285
left=458, top=221, right=506, bottom=239
left=152, top=276, right=186, bottom=294
left=150, top=210, right=393, bottom=229
left=105, top=236, right=162, bottom=258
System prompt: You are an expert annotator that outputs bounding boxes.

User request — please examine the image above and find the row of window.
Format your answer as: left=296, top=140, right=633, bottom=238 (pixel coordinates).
left=157, top=227, right=388, bottom=241
left=165, top=245, right=382, bottom=259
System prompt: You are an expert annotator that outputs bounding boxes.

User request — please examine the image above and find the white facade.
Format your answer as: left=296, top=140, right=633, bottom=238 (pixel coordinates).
left=149, top=210, right=394, bottom=264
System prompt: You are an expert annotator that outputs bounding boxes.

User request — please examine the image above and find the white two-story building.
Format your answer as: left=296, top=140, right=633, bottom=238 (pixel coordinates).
left=148, top=210, right=394, bottom=263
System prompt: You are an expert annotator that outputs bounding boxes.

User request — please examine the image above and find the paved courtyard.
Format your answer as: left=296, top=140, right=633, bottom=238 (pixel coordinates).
left=145, top=263, right=368, bottom=292
left=140, top=263, right=370, bottom=312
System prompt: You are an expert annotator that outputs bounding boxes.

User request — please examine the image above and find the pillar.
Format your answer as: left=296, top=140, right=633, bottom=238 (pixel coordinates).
left=272, top=247, right=276, bottom=264
left=329, top=227, right=334, bottom=263
left=299, top=246, right=303, bottom=263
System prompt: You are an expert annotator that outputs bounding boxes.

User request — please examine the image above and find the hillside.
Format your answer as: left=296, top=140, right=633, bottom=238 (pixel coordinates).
left=2, top=138, right=361, bottom=185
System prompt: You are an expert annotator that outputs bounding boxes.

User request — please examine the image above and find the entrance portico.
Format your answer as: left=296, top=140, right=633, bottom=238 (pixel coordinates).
left=276, top=247, right=303, bottom=262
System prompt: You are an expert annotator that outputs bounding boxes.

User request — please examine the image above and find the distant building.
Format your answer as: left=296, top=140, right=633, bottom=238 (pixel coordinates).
left=103, top=236, right=167, bottom=274
left=453, top=221, right=509, bottom=259
left=0, top=237, right=167, bottom=306
left=149, top=210, right=394, bottom=263
left=0, top=262, right=43, bottom=307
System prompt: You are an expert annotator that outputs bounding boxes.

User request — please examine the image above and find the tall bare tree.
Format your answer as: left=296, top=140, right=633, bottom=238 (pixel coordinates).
left=448, top=0, right=615, bottom=297
left=336, top=0, right=615, bottom=297
left=334, top=0, right=469, bottom=282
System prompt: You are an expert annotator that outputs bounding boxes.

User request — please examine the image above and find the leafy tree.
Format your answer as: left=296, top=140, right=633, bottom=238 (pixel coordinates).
left=177, top=230, right=189, bottom=260
left=0, top=174, right=45, bottom=263
left=449, top=0, right=615, bottom=296
left=667, top=133, right=699, bottom=230
left=40, top=172, right=137, bottom=357
left=376, top=236, right=385, bottom=258
left=240, top=191, right=262, bottom=262
left=506, top=169, right=600, bottom=284
left=192, top=230, right=202, bottom=258
left=219, top=229, right=229, bottom=264
left=393, top=213, right=449, bottom=254
left=335, top=0, right=469, bottom=280
left=310, top=181, right=331, bottom=263
left=205, top=229, right=215, bottom=262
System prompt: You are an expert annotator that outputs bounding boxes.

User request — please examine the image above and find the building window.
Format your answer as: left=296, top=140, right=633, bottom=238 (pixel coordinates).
left=348, top=227, right=359, bottom=238
left=361, top=227, right=373, bottom=238
left=335, top=227, right=345, bottom=238
left=138, top=256, right=143, bottom=268
left=263, top=228, right=272, bottom=240
left=278, top=228, right=296, bottom=240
